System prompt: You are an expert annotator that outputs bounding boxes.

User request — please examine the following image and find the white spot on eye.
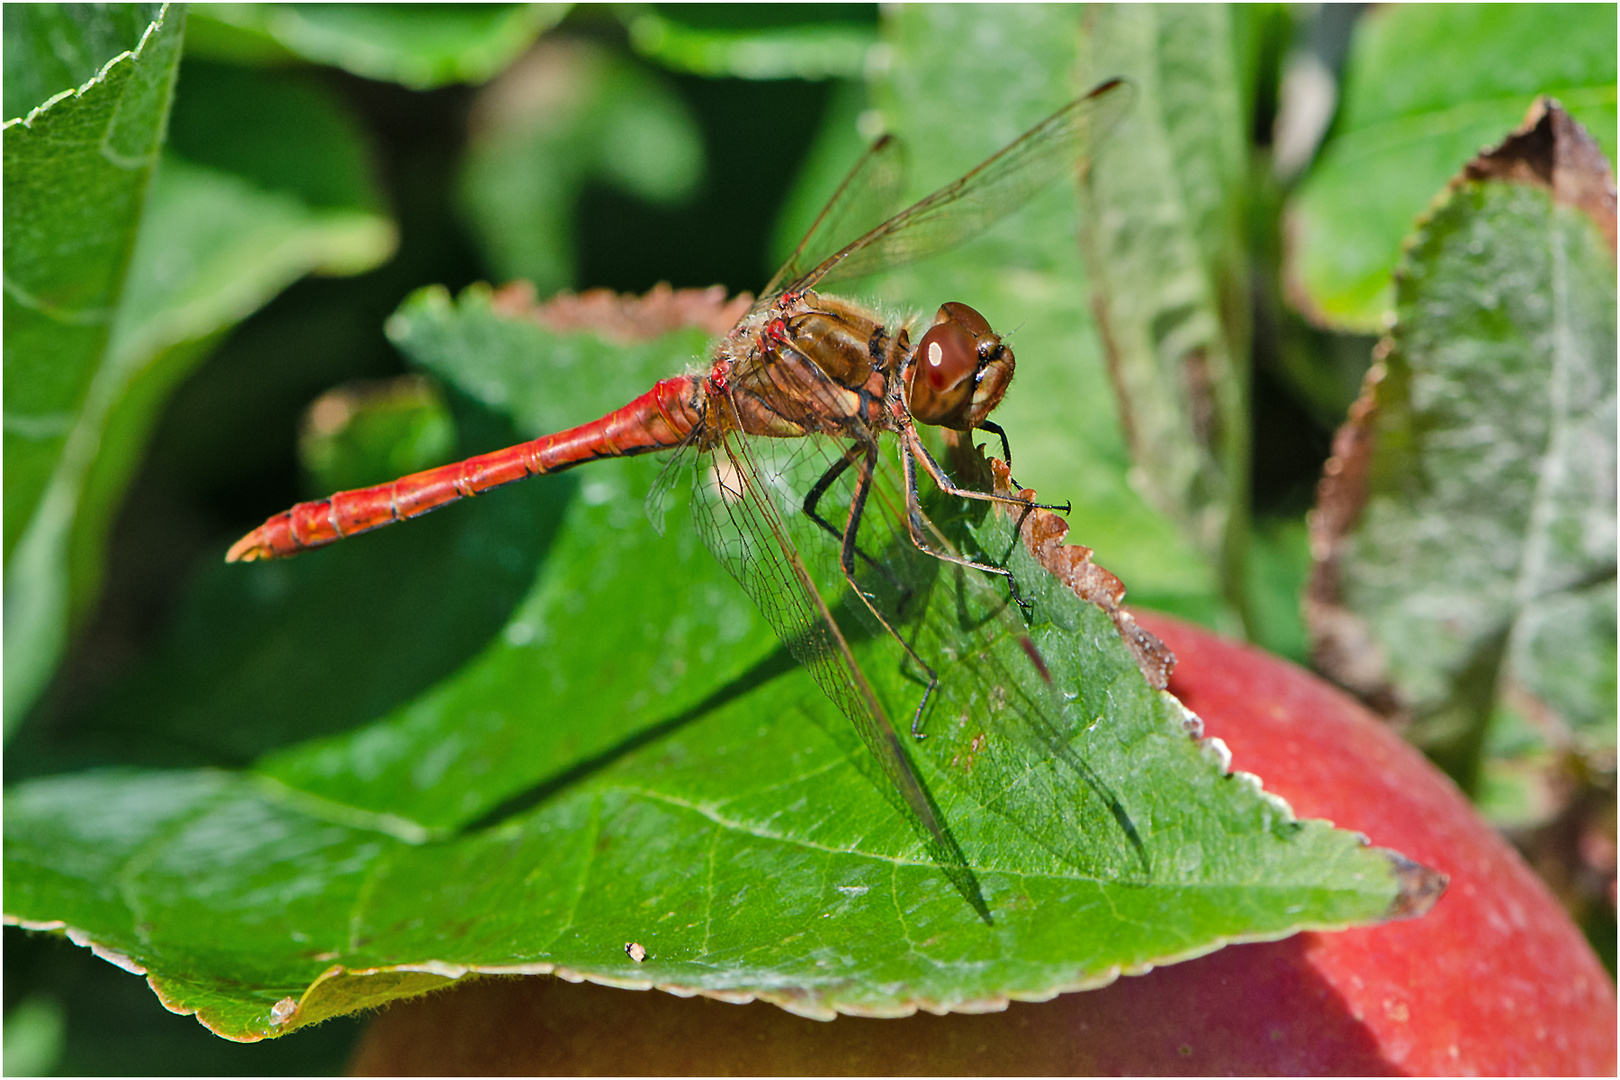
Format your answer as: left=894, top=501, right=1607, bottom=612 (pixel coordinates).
left=928, top=342, right=943, bottom=367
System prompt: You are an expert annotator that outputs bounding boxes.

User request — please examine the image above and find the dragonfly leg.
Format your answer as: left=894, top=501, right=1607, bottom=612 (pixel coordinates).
left=842, top=444, right=941, bottom=740
left=913, top=434, right=1071, bottom=515
left=803, top=440, right=906, bottom=596
left=975, top=420, right=1027, bottom=492
left=977, top=419, right=1013, bottom=462
left=900, top=436, right=1036, bottom=625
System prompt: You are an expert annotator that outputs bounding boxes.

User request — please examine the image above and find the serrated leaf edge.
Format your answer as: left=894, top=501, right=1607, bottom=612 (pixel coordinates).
left=4, top=695, right=1435, bottom=1039
left=1306, top=98, right=1618, bottom=712
left=3, top=3, right=174, bottom=131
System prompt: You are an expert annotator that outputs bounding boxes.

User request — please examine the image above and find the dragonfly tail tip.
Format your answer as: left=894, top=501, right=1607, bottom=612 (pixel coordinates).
left=225, top=532, right=266, bottom=563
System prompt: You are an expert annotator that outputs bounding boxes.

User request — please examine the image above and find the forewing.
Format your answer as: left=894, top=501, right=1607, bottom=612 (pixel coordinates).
left=855, top=435, right=1152, bottom=879
left=756, top=134, right=907, bottom=309
left=687, top=410, right=959, bottom=862
left=687, top=416, right=1144, bottom=884
left=795, top=78, right=1133, bottom=295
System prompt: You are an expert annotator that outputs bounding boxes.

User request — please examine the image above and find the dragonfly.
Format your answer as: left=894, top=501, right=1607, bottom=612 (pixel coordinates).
left=229, top=79, right=1134, bottom=869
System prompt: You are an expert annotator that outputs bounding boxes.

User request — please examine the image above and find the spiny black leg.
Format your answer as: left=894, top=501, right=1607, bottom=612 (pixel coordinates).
left=977, top=420, right=1015, bottom=478
left=842, top=445, right=940, bottom=740
left=978, top=420, right=1014, bottom=465
left=803, top=441, right=905, bottom=594
left=913, top=437, right=1071, bottom=515
left=1002, top=562, right=1034, bottom=614
left=900, top=440, right=1022, bottom=581
left=900, top=437, right=1040, bottom=661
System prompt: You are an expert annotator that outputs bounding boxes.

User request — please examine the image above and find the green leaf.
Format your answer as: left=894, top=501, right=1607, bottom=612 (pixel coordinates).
left=4, top=4, right=186, bottom=728
left=165, top=60, right=387, bottom=218
left=456, top=39, right=703, bottom=295
left=6, top=284, right=1432, bottom=1038
left=626, top=9, right=877, bottom=81
left=1, top=3, right=165, bottom=121
left=45, top=396, right=560, bottom=774
left=1075, top=5, right=1255, bottom=632
left=6, top=8, right=1440, bottom=1040
left=4, top=48, right=398, bottom=732
left=4, top=4, right=182, bottom=562
left=189, top=3, right=566, bottom=89
left=1473, top=700, right=1569, bottom=830
left=1308, top=102, right=1617, bottom=791
left=1288, top=4, right=1617, bottom=332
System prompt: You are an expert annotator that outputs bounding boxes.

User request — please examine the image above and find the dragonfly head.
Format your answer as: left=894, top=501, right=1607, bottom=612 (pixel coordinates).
left=906, top=302, right=1015, bottom=431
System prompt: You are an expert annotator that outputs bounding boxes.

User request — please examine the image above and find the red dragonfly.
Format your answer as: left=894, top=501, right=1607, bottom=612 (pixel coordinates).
left=229, top=79, right=1132, bottom=864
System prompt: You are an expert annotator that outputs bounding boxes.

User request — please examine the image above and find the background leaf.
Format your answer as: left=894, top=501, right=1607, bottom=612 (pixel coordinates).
left=1287, top=4, right=1617, bottom=332
left=4, top=4, right=186, bottom=728
left=627, top=7, right=876, bottom=81
left=1077, top=5, right=1254, bottom=632
left=456, top=39, right=703, bottom=296
left=187, top=2, right=566, bottom=89
left=1307, top=103, right=1617, bottom=797
left=4, top=23, right=397, bottom=732
left=1, top=994, right=64, bottom=1076
left=297, top=376, right=458, bottom=497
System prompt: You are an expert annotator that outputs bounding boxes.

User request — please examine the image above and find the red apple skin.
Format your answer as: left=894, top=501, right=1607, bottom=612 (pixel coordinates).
left=349, top=613, right=1616, bottom=1075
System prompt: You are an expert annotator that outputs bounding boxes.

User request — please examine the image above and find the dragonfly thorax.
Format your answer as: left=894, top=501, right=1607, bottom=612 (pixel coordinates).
left=905, top=302, right=1014, bottom=432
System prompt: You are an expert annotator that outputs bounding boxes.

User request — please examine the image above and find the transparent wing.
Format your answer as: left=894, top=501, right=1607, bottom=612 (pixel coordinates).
left=756, top=134, right=907, bottom=308
left=644, top=419, right=708, bottom=538
left=687, top=400, right=964, bottom=867
left=895, top=439, right=1151, bottom=879
left=688, top=411, right=1147, bottom=887
left=788, top=78, right=1133, bottom=296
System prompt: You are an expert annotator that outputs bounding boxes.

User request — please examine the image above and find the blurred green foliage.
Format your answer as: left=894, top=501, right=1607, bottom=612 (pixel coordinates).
left=1288, top=4, right=1616, bottom=330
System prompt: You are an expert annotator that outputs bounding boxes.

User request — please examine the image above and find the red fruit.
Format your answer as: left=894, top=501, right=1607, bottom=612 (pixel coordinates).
left=350, top=613, right=1615, bottom=1075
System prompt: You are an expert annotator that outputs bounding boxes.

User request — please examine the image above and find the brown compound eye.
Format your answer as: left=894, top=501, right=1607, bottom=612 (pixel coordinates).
left=939, top=300, right=992, bottom=337
left=915, top=319, right=978, bottom=395
left=908, top=302, right=1009, bottom=429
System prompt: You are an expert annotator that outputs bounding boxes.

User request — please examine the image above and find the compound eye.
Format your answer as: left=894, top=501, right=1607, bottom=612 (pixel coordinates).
left=939, top=301, right=992, bottom=338
left=916, top=320, right=977, bottom=393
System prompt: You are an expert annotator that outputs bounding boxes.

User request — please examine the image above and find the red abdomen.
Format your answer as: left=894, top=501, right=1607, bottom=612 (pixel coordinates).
left=227, top=376, right=703, bottom=561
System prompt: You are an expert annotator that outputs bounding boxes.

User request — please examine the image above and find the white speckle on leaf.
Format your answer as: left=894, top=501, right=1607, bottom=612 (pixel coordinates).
left=1176, top=845, right=1203, bottom=874
left=581, top=478, right=616, bottom=506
